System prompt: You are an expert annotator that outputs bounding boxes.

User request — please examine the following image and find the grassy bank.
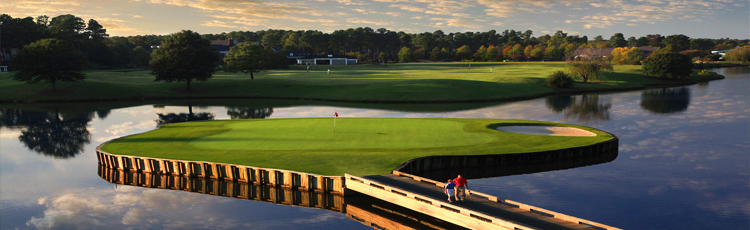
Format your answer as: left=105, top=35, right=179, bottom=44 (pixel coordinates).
left=0, top=62, right=724, bottom=103
left=101, top=118, right=615, bottom=176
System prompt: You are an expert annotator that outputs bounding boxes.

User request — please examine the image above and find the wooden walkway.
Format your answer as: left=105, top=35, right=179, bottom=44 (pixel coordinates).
left=346, top=172, right=622, bottom=230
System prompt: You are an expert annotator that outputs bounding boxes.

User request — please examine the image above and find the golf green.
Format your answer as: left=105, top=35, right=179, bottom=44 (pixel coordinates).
left=190, top=118, right=498, bottom=150
left=101, top=118, right=615, bottom=176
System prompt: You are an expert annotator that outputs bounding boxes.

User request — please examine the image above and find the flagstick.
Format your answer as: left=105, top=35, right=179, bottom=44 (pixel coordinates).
left=334, top=116, right=336, bottom=133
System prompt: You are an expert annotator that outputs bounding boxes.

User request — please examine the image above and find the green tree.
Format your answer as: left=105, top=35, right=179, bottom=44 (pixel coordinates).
left=611, top=47, right=643, bottom=65
left=398, top=47, right=414, bottom=62
left=722, top=46, right=750, bottom=64
left=0, top=14, right=47, bottom=51
left=223, top=43, right=272, bottom=79
left=609, top=33, right=627, bottom=47
left=636, top=37, right=650, bottom=47
left=429, top=47, right=449, bottom=61
left=627, top=36, right=638, bottom=47
left=282, top=33, right=300, bottom=50
left=474, top=45, right=488, bottom=61
left=642, top=52, right=693, bottom=79
left=483, top=46, right=500, bottom=61
left=645, top=34, right=665, bottom=47
left=48, top=14, right=86, bottom=46
left=378, top=52, right=389, bottom=63
left=150, top=30, right=220, bottom=90
left=110, top=44, right=132, bottom=66
left=567, top=56, right=613, bottom=82
left=132, top=46, right=150, bottom=67
left=663, top=34, right=690, bottom=52
left=11, top=38, right=85, bottom=92
left=454, top=45, right=472, bottom=61
left=652, top=44, right=674, bottom=55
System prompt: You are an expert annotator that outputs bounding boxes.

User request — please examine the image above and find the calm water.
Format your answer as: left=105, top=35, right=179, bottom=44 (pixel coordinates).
left=1, top=68, right=748, bottom=229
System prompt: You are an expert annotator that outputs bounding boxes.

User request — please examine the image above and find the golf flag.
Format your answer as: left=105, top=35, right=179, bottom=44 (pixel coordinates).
left=333, top=112, right=338, bottom=132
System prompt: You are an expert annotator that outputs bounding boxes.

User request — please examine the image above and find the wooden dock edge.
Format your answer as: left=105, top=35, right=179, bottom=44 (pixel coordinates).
left=97, top=165, right=346, bottom=212
left=96, top=143, right=345, bottom=194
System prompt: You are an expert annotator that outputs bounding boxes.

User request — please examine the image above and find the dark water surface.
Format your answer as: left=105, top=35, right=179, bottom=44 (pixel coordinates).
left=1, top=68, right=748, bottom=229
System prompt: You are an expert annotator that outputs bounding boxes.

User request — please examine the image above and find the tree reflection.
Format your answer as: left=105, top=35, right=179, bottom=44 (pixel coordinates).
left=545, top=96, right=573, bottom=113
left=545, top=95, right=611, bottom=123
left=155, top=105, right=214, bottom=126
left=0, top=109, right=92, bottom=159
left=96, top=110, right=111, bottom=119
left=225, top=107, right=273, bottom=119
left=640, top=87, right=691, bottom=114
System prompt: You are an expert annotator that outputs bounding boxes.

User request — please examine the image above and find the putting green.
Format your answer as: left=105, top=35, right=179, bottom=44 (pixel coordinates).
left=101, top=118, right=615, bottom=176
left=190, top=118, right=498, bottom=150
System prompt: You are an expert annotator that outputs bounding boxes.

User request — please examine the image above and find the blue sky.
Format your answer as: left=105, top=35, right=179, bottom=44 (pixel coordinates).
left=3, top=0, right=748, bottom=38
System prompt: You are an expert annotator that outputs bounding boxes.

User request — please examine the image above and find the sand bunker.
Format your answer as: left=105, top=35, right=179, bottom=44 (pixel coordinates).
left=496, top=126, right=597, bottom=136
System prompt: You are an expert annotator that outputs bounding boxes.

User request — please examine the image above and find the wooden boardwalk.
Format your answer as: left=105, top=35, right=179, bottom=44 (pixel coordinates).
left=346, top=172, right=622, bottom=230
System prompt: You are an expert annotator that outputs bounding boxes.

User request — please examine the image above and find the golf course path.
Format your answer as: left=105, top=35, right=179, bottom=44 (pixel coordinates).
left=496, top=126, right=597, bottom=136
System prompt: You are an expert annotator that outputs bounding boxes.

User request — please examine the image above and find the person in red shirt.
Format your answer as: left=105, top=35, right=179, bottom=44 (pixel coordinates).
left=453, top=175, right=468, bottom=202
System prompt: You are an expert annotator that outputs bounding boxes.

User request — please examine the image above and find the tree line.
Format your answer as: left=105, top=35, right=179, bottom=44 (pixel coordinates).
left=3, top=14, right=749, bottom=66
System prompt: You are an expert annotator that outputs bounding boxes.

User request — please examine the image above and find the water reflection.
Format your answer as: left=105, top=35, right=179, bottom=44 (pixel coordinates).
left=545, top=95, right=612, bottom=123
left=545, top=95, right=573, bottom=113
left=226, top=107, right=274, bottom=119
left=155, top=105, right=215, bottom=126
left=0, top=109, right=92, bottom=158
left=97, top=166, right=466, bottom=230
left=640, top=87, right=691, bottom=114
left=96, top=109, right=112, bottom=119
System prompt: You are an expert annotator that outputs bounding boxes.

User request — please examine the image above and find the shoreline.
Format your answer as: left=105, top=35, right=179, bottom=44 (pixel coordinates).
left=0, top=75, right=724, bottom=104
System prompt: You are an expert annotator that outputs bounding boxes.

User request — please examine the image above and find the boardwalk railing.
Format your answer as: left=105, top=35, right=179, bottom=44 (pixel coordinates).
left=96, top=145, right=345, bottom=194
left=345, top=174, right=538, bottom=230
left=391, top=171, right=624, bottom=230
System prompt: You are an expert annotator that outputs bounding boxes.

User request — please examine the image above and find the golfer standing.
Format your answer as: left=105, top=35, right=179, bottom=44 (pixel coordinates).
left=453, top=175, right=468, bottom=202
left=444, top=179, right=456, bottom=203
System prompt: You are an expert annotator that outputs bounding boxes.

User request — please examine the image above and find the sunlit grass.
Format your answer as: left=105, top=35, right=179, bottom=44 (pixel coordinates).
left=101, top=118, right=615, bottom=176
left=0, top=62, right=721, bottom=102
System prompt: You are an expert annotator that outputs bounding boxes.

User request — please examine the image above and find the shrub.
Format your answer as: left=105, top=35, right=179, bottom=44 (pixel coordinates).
left=724, top=46, right=750, bottom=65
left=642, top=52, right=693, bottom=79
left=546, top=71, right=574, bottom=88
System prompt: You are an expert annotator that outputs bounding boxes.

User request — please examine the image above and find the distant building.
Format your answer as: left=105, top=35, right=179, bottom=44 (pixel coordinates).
left=210, top=39, right=239, bottom=58
left=0, top=47, right=18, bottom=66
left=569, top=47, right=660, bottom=60
left=711, top=50, right=732, bottom=59
left=284, top=50, right=311, bottom=65
left=295, top=54, right=358, bottom=65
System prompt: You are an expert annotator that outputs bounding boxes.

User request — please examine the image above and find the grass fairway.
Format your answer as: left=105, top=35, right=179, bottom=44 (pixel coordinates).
left=0, top=62, right=723, bottom=103
left=101, top=118, right=615, bottom=176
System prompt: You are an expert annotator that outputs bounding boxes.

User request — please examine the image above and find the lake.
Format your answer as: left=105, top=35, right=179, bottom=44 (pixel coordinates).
left=1, top=67, right=747, bottom=229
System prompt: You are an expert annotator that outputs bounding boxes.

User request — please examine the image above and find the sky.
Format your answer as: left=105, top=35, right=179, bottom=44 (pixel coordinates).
left=2, top=0, right=748, bottom=39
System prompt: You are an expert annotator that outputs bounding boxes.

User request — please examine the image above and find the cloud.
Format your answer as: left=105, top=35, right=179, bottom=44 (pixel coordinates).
left=201, top=20, right=236, bottom=28
left=346, top=18, right=392, bottom=25
left=27, top=193, right=120, bottom=229
left=429, top=18, right=479, bottom=28
left=104, top=121, right=156, bottom=136
left=390, top=4, right=427, bottom=13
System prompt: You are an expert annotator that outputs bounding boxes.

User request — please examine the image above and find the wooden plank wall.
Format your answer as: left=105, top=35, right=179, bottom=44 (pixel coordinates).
left=96, top=148, right=345, bottom=194
left=97, top=166, right=345, bottom=212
